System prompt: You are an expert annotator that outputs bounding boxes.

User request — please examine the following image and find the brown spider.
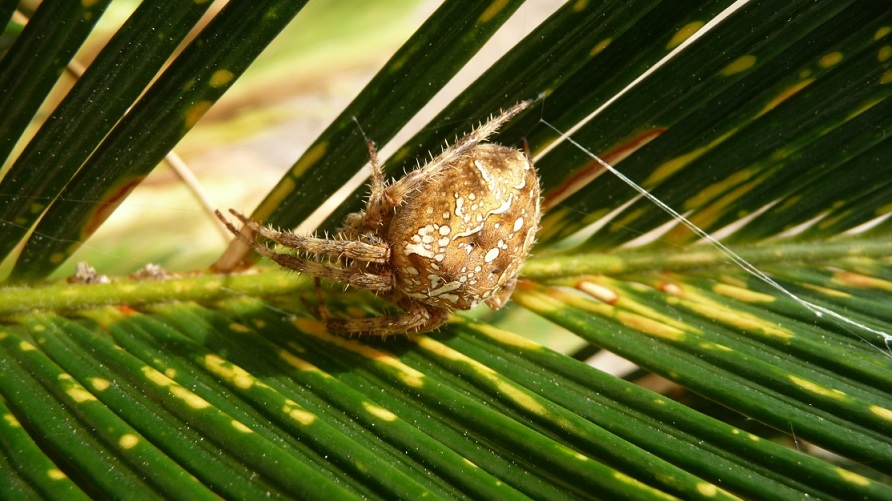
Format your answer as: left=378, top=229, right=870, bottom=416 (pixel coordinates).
left=216, top=101, right=540, bottom=336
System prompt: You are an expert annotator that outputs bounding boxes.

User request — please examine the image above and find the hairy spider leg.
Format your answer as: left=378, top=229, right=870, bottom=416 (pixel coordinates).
left=383, top=100, right=533, bottom=204
left=226, top=209, right=389, bottom=263
left=323, top=297, right=450, bottom=336
left=216, top=210, right=394, bottom=291
left=360, top=137, right=392, bottom=228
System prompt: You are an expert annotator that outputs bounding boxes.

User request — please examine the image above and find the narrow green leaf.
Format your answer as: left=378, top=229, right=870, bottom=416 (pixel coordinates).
left=321, top=0, right=735, bottom=230
left=249, top=0, right=527, bottom=233
left=0, top=324, right=198, bottom=498
left=0, top=393, right=89, bottom=500
left=512, top=281, right=892, bottom=475
left=0, top=0, right=214, bottom=263
left=535, top=0, right=876, bottom=247
left=160, top=299, right=530, bottom=499
left=9, top=0, right=310, bottom=281
left=0, top=0, right=112, bottom=164
left=445, top=319, right=891, bottom=500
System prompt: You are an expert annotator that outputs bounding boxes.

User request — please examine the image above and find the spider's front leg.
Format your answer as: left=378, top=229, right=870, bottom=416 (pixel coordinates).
left=222, top=209, right=389, bottom=263
left=216, top=210, right=395, bottom=291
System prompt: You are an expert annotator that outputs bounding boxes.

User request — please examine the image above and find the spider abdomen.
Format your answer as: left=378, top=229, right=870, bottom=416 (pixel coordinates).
left=388, top=143, right=540, bottom=310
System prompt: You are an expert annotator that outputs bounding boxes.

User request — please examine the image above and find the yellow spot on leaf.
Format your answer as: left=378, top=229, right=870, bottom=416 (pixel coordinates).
left=415, top=337, right=556, bottom=420
left=667, top=21, right=705, bottom=50
left=616, top=311, right=686, bottom=341
left=720, top=55, right=756, bottom=76
left=209, top=69, right=234, bottom=88
left=875, top=26, right=892, bottom=40
left=833, top=271, right=892, bottom=291
left=880, top=69, right=892, bottom=84
left=879, top=45, right=892, bottom=62
left=48, top=469, right=67, bottom=480
left=142, top=366, right=173, bottom=386
left=232, top=420, right=252, bottom=433
left=171, top=386, right=211, bottom=409
left=67, top=387, right=97, bottom=403
left=256, top=179, right=297, bottom=222
left=204, top=354, right=254, bottom=389
left=364, top=402, right=398, bottom=421
left=818, top=51, right=843, bottom=67
left=4, top=414, right=20, bottom=427
left=573, top=0, right=589, bottom=11
left=305, top=329, right=427, bottom=388
left=292, top=316, right=327, bottom=335
left=801, top=283, right=851, bottom=298
left=836, top=468, right=871, bottom=486
left=229, top=322, right=250, bottom=333
left=119, top=434, right=139, bottom=449
left=90, top=378, right=110, bottom=391
left=759, top=79, right=813, bottom=115
left=184, top=100, right=213, bottom=129
left=700, top=341, right=732, bottom=351
left=589, top=38, right=612, bottom=57
left=683, top=166, right=760, bottom=211
left=30, top=203, right=45, bottom=214
left=284, top=402, right=317, bottom=425
left=870, top=405, right=892, bottom=422
left=49, top=252, right=68, bottom=264
left=789, top=375, right=847, bottom=400
left=19, top=341, right=36, bottom=351
left=478, top=0, right=508, bottom=23
left=610, top=207, right=647, bottom=233
left=471, top=320, right=544, bottom=351
left=682, top=292, right=793, bottom=340
left=646, top=130, right=736, bottom=185
left=279, top=350, right=323, bottom=373
left=388, top=54, right=408, bottom=72
left=291, top=142, right=328, bottom=178
left=499, top=378, right=550, bottom=415
left=696, top=483, right=718, bottom=497
left=82, top=0, right=98, bottom=7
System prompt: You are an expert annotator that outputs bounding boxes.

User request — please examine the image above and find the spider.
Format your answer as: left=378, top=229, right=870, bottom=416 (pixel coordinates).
left=216, top=100, right=540, bottom=336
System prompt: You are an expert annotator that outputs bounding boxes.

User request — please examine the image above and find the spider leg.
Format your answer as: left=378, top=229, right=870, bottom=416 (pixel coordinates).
left=223, top=210, right=390, bottom=263
left=324, top=301, right=450, bottom=337
left=384, top=100, right=533, bottom=204
left=357, top=137, right=393, bottom=228
left=312, top=276, right=332, bottom=320
left=216, top=210, right=394, bottom=291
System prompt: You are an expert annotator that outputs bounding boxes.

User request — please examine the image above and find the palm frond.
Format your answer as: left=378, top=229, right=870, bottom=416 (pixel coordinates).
left=1, top=0, right=890, bottom=498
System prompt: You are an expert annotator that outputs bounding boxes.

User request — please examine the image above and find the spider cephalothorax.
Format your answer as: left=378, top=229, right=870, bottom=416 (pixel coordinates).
left=217, top=101, right=540, bottom=336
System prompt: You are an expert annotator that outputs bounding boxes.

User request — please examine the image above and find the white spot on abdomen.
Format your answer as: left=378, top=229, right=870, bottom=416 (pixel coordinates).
left=405, top=242, right=434, bottom=258
left=484, top=247, right=500, bottom=263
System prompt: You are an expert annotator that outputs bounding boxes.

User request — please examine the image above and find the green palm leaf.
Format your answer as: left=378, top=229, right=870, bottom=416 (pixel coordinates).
left=1, top=0, right=890, bottom=498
